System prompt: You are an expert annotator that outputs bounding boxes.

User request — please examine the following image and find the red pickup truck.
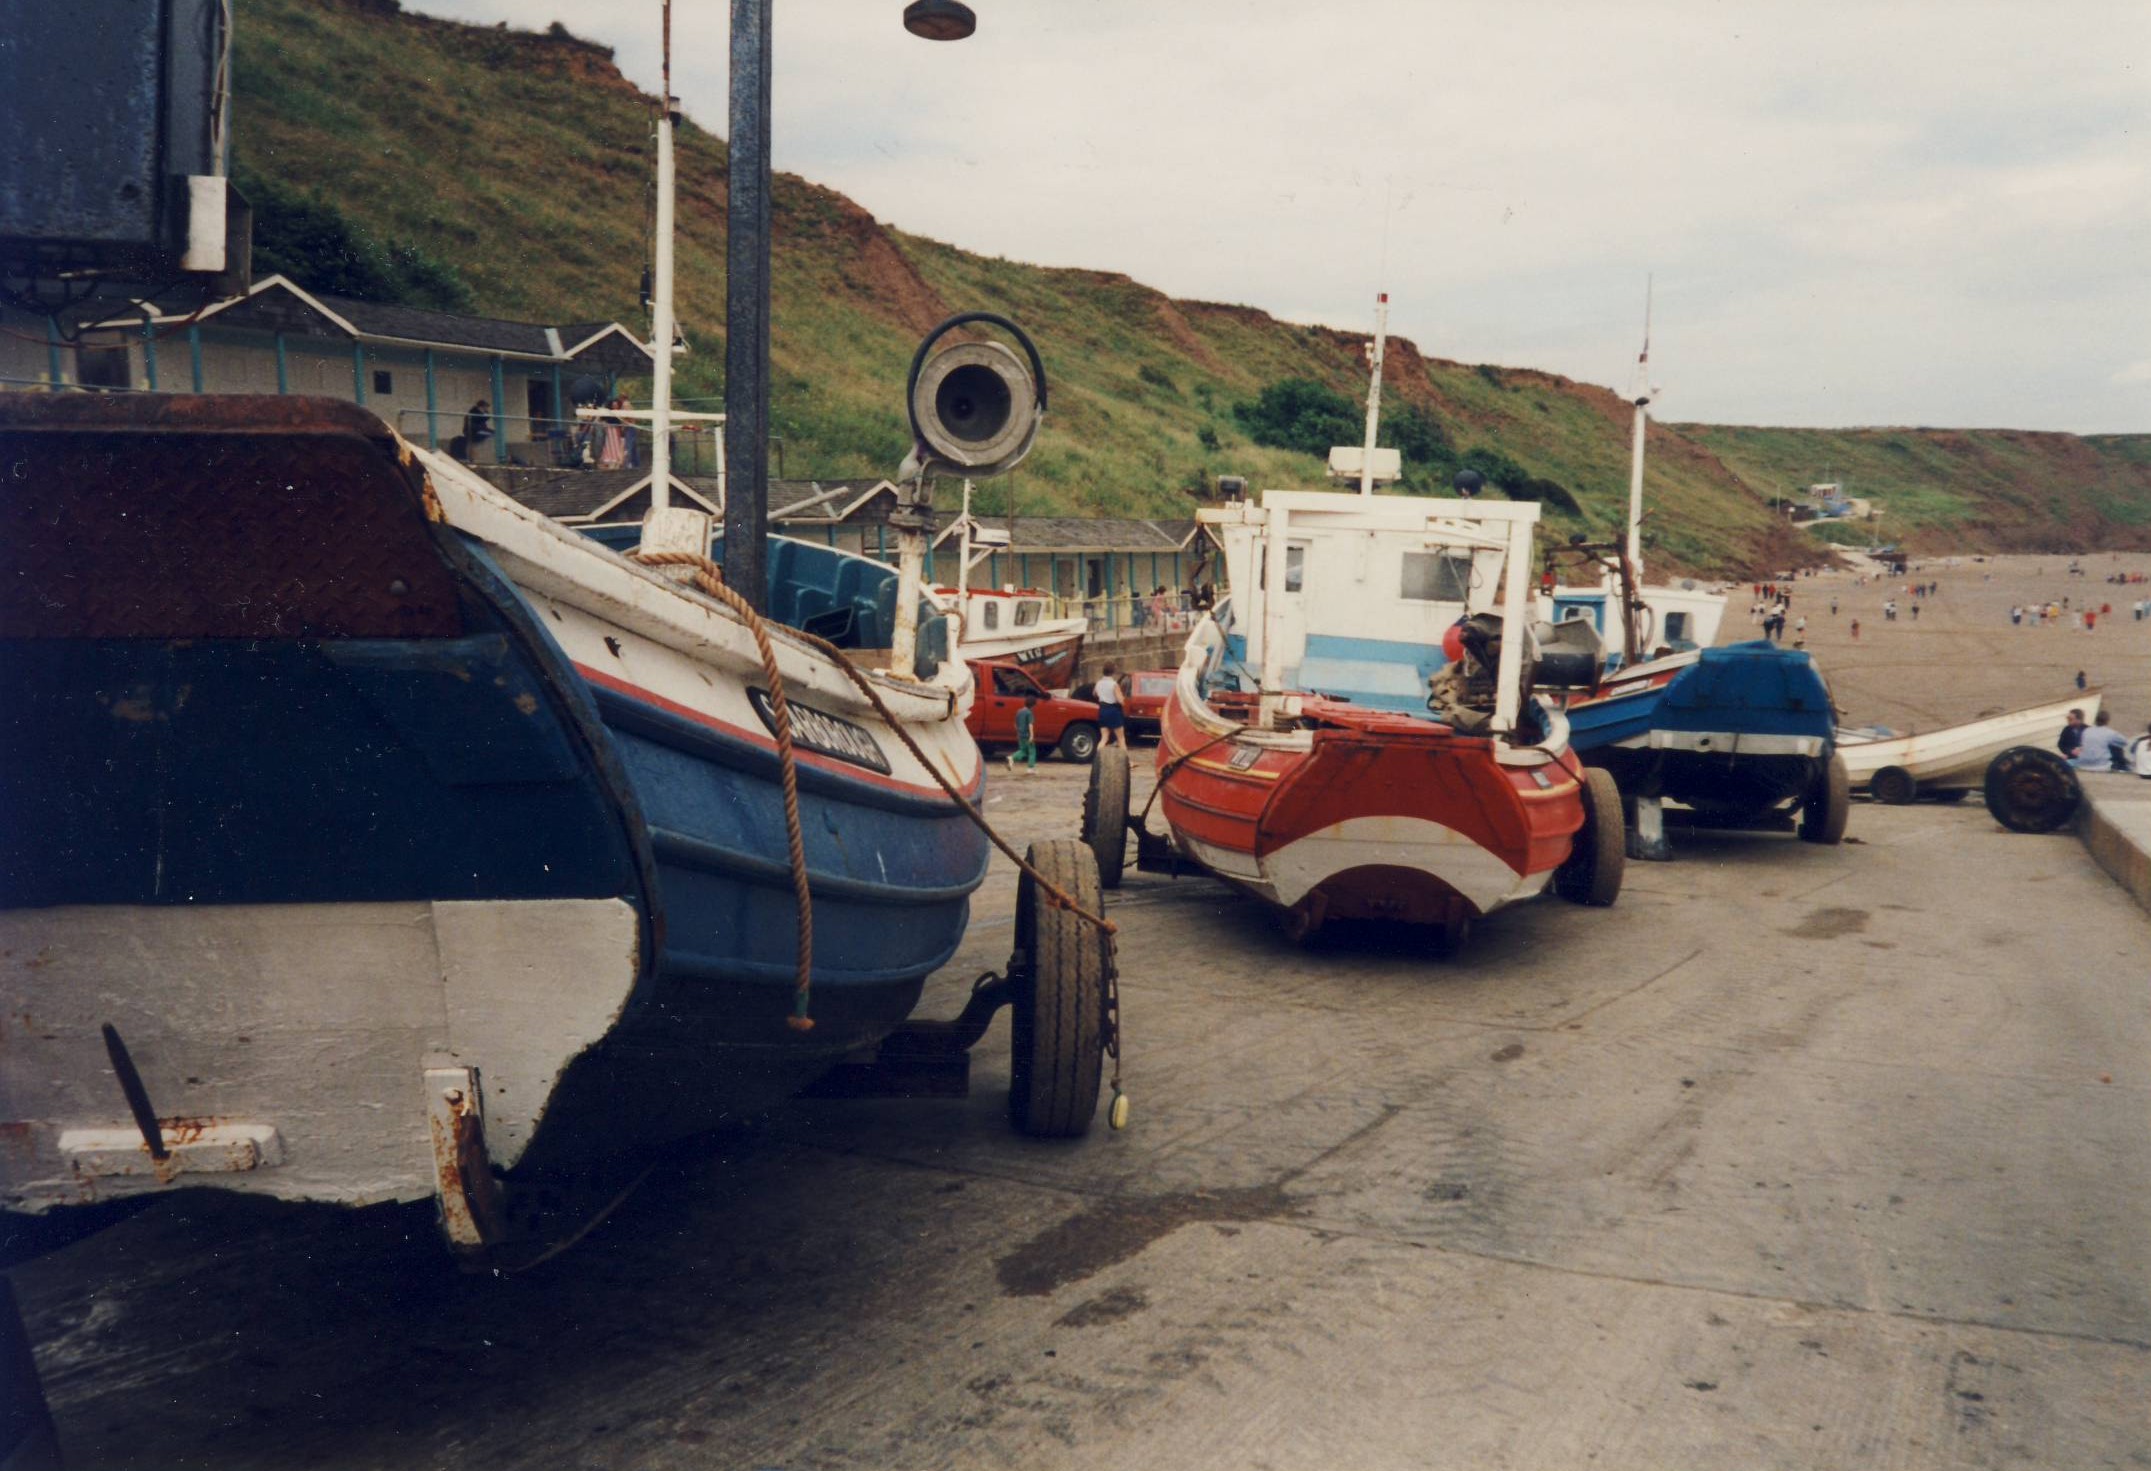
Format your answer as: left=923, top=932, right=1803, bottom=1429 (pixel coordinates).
left=967, top=660, right=1102, bottom=762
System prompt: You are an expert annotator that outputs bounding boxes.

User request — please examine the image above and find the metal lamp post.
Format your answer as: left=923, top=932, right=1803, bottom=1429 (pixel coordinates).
left=723, top=1, right=972, bottom=611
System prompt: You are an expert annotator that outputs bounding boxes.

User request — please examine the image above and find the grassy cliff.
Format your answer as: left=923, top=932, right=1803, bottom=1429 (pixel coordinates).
left=231, top=0, right=2151, bottom=571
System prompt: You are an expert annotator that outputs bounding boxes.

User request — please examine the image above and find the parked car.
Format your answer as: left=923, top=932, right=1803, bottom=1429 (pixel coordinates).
left=1121, top=669, right=1178, bottom=741
left=967, top=660, right=1102, bottom=762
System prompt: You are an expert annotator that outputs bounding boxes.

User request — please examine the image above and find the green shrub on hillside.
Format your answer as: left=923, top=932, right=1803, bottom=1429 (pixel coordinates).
left=1232, top=378, right=1360, bottom=458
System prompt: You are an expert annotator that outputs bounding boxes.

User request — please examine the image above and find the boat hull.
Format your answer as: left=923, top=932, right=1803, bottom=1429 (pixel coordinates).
left=958, top=628, right=1085, bottom=689
left=1836, top=691, right=2089, bottom=792
left=1, top=395, right=986, bottom=1218
left=1569, top=642, right=1835, bottom=812
left=1156, top=684, right=1582, bottom=928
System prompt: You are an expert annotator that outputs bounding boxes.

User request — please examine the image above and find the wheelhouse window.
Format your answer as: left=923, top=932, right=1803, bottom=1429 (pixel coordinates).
left=1400, top=550, right=1474, bottom=602
left=1014, top=599, right=1041, bottom=627
left=1260, top=544, right=1307, bottom=593
left=1663, top=611, right=1691, bottom=643
left=980, top=600, right=999, bottom=631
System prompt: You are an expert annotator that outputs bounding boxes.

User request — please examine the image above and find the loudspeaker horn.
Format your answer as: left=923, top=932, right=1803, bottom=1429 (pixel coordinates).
left=901, top=312, right=1047, bottom=480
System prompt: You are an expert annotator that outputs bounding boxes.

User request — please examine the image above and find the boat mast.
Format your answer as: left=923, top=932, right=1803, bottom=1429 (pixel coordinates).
left=649, top=0, right=677, bottom=513
left=1358, top=292, right=1388, bottom=498
left=1624, top=277, right=1653, bottom=579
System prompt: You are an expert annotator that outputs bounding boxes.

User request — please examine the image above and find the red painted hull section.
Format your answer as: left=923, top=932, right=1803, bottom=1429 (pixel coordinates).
left=1156, top=690, right=1586, bottom=923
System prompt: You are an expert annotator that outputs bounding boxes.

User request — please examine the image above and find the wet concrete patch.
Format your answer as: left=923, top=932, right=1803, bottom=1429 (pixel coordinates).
left=1782, top=906, right=1871, bottom=939
left=996, top=1183, right=1295, bottom=1297
left=1054, top=1285, right=1150, bottom=1327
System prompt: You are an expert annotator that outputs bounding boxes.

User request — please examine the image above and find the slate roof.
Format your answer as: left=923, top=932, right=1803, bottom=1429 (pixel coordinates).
left=123, top=276, right=651, bottom=368
left=965, top=515, right=1199, bottom=552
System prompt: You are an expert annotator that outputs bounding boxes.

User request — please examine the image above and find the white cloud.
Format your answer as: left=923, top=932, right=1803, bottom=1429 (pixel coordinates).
left=405, top=0, right=2151, bottom=432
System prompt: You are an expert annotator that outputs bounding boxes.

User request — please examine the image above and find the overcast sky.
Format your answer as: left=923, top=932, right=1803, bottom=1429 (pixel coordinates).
left=412, top=1, right=2148, bottom=433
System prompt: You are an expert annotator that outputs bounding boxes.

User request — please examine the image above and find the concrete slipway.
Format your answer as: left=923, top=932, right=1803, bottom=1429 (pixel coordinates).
left=16, top=761, right=2149, bottom=1469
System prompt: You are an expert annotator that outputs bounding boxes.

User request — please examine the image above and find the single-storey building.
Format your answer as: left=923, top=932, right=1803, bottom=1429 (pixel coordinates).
left=1, top=275, right=652, bottom=465
left=934, top=515, right=1204, bottom=631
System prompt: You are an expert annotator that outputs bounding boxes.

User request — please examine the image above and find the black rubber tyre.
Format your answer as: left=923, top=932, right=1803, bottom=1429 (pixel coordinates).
left=1555, top=766, right=1626, bottom=906
left=1871, top=765, right=1918, bottom=806
left=1081, top=746, right=1131, bottom=889
left=1799, top=753, right=1851, bottom=845
left=1057, top=722, right=1099, bottom=763
left=1010, top=840, right=1108, bottom=1137
left=1983, top=746, right=2082, bottom=834
left=1931, top=787, right=1972, bottom=803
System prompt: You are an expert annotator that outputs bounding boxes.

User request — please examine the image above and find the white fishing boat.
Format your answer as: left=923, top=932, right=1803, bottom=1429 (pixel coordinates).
left=934, top=481, right=1088, bottom=687
left=1837, top=690, right=2095, bottom=803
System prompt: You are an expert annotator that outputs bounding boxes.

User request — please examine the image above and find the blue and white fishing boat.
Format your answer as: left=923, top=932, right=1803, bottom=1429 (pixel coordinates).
left=1546, top=292, right=1847, bottom=855
left=0, top=7, right=1113, bottom=1266
left=0, top=391, right=990, bottom=1230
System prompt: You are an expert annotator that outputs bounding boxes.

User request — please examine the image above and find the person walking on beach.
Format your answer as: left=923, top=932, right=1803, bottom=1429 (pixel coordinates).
left=1008, top=693, right=1039, bottom=773
left=1849, top=619, right=1860, bottom=640
left=1094, top=664, right=1127, bottom=749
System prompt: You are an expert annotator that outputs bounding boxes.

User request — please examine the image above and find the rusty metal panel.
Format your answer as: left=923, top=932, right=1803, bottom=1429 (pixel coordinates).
left=0, top=394, right=464, bottom=639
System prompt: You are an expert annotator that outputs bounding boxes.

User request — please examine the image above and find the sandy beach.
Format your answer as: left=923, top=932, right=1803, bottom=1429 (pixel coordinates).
left=1716, top=550, right=2151, bottom=745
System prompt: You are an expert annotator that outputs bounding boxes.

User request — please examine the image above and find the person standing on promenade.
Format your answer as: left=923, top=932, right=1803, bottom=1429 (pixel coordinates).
left=1094, top=664, right=1126, bottom=749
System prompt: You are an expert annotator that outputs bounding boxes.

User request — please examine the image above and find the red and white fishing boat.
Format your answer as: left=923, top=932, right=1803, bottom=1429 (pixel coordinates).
left=1148, top=296, right=1623, bottom=949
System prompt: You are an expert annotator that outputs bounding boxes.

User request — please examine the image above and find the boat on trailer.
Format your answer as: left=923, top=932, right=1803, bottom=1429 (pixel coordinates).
left=0, top=393, right=992, bottom=1221
left=1543, top=291, right=1848, bottom=856
left=1119, top=299, right=1621, bottom=950
left=1837, top=689, right=2094, bottom=803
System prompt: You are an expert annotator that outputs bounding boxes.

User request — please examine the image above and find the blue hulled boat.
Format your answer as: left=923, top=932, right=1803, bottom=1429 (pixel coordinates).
left=1, top=394, right=989, bottom=1222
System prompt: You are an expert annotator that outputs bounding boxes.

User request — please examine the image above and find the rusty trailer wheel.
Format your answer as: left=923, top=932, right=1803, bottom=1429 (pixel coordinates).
left=1554, top=766, right=1625, bottom=906
left=1081, top=745, right=1130, bottom=889
left=1010, top=840, right=1108, bottom=1137
left=1983, top=746, right=2082, bottom=834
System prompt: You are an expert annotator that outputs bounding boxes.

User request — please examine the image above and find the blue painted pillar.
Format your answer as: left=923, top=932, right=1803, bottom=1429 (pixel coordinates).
left=1019, top=553, right=1031, bottom=588
left=274, top=332, right=289, bottom=393
left=45, top=317, right=61, bottom=388
left=424, top=349, right=439, bottom=449
left=352, top=342, right=366, bottom=404
left=141, top=320, right=158, bottom=390
left=491, top=357, right=508, bottom=464
left=188, top=326, right=204, bottom=392
left=1104, top=553, right=1116, bottom=629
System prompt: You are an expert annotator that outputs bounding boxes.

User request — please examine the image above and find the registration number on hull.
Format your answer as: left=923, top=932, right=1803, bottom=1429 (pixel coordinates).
left=748, top=688, right=893, bottom=774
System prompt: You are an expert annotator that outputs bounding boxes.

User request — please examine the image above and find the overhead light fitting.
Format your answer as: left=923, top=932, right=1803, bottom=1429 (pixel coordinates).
left=903, top=0, right=976, bottom=41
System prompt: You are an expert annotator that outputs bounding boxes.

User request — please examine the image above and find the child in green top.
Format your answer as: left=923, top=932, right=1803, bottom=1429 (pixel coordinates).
left=1009, top=694, right=1039, bottom=773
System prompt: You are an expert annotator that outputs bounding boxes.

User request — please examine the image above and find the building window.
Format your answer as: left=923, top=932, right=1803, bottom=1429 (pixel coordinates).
left=1401, top=550, right=1473, bottom=602
left=373, top=370, right=394, bottom=395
